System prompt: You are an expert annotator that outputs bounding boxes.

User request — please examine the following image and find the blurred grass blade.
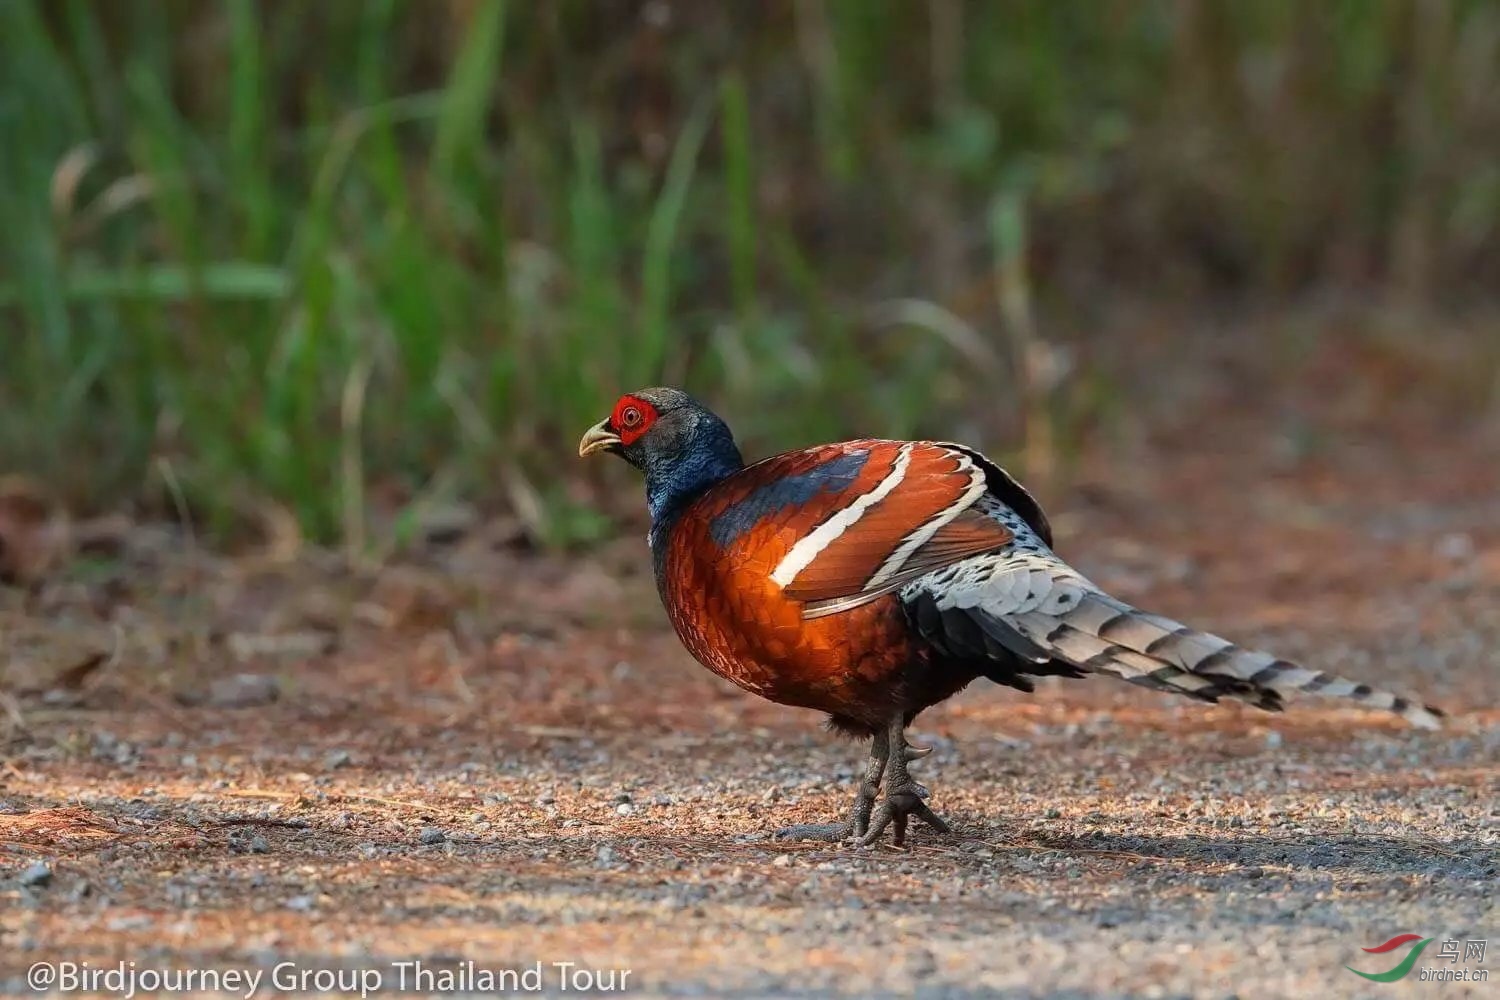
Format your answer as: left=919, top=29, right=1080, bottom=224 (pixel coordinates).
left=638, top=95, right=714, bottom=385
left=433, top=0, right=507, bottom=184
left=226, top=0, right=274, bottom=256
left=720, top=70, right=757, bottom=327
left=0, top=264, right=290, bottom=305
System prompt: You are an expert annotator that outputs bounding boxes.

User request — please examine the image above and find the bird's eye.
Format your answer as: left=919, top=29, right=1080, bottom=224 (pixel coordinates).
left=620, top=405, right=643, bottom=429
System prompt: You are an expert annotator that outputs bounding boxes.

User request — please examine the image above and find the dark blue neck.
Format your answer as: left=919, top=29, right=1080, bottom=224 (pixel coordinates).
left=645, top=433, right=743, bottom=546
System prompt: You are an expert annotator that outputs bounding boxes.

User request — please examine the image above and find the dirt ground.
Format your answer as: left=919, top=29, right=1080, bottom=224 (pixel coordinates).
left=2, top=325, right=1497, bottom=998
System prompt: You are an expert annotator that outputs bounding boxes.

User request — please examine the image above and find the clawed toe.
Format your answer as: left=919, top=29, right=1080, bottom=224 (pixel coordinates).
left=856, top=782, right=950, bottom=847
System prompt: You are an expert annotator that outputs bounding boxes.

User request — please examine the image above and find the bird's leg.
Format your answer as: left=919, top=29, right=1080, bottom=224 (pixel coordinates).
left=775, top=729, right=889, bottom=842
left=857, top=713, right=950, bottom=848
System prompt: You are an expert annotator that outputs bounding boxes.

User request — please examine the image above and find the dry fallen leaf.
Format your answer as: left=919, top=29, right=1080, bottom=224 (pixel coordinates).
left=51, top=650, right=109, bottom=691
left=0, top=476, right=70, bottom=584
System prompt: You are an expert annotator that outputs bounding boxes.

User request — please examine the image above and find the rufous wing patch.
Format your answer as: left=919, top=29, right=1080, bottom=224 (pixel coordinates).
left=780, top=444, right=1006, bottom=615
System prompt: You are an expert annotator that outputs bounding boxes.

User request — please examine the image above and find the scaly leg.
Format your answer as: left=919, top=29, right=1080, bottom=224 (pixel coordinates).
left=776, top=729, right=890, bottom=842
left=858, top=712, right=950, bottom=847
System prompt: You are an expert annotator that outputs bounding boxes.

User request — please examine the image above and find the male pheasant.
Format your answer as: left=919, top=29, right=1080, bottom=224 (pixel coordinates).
left=579, top=387, right=1442, bottom=846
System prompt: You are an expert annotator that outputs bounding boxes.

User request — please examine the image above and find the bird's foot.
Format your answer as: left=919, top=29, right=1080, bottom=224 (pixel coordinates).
left=775, top=737, right=949, bottom=848
left=855, top=738, right=949, bottom=848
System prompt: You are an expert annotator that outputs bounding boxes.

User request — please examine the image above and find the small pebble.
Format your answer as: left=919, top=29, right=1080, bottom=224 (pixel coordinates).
left=419, top=827, right=446, bottom=845
left=107, top=915, right=151, bottom=931
left=615, top=803, right=634, bottom=816
left=1435, top=533, right=1475, bottom=561
left=201, top=673, right=281, bottom=709
left=18, top=862, right=52, bottom=888
left=322, top=749, right=352, bottom=770
left=772, top=853, right=793, bottom=867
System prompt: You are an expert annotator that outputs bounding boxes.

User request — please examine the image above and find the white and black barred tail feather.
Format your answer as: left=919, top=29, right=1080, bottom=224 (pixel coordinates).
left=905, top=546, right=1444, bottom=729
left=1040, top=592, right=1442, bottom=727
left=1007, top=613, right=1282, bottom=711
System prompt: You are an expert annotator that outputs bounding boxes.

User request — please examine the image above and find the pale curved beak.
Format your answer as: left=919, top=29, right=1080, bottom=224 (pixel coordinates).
left=578, top=419, right=623, bottom=458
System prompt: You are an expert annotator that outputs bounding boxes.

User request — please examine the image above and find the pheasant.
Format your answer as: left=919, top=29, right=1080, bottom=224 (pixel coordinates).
left=579, top=387, right=1442, bottom=846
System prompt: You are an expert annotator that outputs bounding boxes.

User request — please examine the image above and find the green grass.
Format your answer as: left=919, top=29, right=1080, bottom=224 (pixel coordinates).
left=1, top=1, right=1497, bottom=550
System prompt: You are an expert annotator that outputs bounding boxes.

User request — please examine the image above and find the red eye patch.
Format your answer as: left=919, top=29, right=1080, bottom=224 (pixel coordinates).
left=611, top=395, right=658, bottom=445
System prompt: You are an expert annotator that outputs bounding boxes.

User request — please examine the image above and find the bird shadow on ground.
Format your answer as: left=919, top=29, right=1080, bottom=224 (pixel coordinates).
left=933, top=821, right=1496, bottom=883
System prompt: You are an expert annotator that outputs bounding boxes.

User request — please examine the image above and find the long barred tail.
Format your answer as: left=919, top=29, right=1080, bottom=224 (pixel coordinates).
left=1004, top=590, right=1444, bottom=728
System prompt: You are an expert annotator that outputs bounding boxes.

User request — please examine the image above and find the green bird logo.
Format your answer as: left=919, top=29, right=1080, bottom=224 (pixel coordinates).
left=1345, top=934, right=1434, bottom=983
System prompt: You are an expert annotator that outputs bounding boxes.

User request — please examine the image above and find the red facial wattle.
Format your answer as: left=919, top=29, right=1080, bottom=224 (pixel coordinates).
left=612, top=396, right=658, bottom=446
